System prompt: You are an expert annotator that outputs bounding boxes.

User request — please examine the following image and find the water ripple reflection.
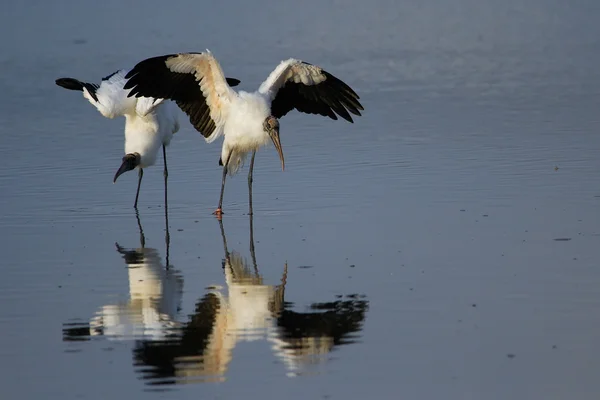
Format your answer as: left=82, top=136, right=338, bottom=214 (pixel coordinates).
left=63, top=212, right=183, bottom=343
left=62, top=214, right=369, bottom=387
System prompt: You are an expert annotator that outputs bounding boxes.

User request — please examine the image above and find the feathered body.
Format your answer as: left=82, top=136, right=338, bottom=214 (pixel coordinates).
left=85, top=243, right=183, bottom=341
left=222, top=92, right=272, bottom=174
left=57, top=69, right=180, bottom=169
left=122, top=103, right=178, bottom=169
left=56, top=68, right=185, bottom=208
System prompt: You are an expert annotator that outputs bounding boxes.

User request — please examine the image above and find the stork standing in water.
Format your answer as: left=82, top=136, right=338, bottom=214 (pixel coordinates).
left=55, top=69, right=241, bottom=208
left=123, top=51, right=363, bottom=216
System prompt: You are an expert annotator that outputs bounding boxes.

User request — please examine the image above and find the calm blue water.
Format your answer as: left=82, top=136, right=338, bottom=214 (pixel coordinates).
left=1, top=1, right=600, bottom=399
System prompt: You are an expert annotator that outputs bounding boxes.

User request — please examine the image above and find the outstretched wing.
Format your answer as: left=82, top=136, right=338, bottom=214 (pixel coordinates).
left=124, top=51, right=241, bottom=143
left=258, top=59, right=363, bottom=123
left=55, top=77, right=100, bottom=102
left=55, top=69, right=164, bottom=119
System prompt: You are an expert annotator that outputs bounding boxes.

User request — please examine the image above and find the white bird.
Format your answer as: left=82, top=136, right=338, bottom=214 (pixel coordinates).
left=55, top=69, right=241, bottom=208
left=127, top=217, right=368, bottom=383
left=123, top=51, right=364, bottom=216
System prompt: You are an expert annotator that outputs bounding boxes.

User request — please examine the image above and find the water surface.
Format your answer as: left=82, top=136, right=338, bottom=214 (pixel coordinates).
left=1, top=1, right=600, bottom=399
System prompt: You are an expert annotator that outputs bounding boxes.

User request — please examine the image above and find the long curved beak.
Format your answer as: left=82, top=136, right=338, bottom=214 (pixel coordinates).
left=270, top=128, right=285, bottom=171
left=114, top=154, right=140, bottom=183
left=113, top=160, right=134, bottom=183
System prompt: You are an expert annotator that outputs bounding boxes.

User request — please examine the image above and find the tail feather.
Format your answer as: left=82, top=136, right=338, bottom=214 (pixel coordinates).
left=55, top=78, right=99, bottom=102
left=218, top=153, right=245, bottom=174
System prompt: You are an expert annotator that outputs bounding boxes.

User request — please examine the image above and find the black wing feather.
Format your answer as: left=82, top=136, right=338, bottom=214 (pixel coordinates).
left=123, top=54, right=240, bottom=139
left=101, top=70, right=120, bottom=81
left=55, top=77, right=100, bottom=103
left=270, top=65, right=364, bottom=123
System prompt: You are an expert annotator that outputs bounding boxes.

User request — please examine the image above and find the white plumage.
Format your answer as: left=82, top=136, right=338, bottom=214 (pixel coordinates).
left=221, top=91, right=273, bottom=174
left=56, top=69, right=180, bottom=208
left=87, top=242, right=183, bottom=341
left=123, top=50, right=363, bottom=216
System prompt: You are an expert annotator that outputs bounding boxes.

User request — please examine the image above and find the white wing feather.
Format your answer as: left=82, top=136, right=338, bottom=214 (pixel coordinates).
left=84, top=69, right=164, bottom=119
left=164, top=51, right=235, bottom=143
left=135, top=97, right=165, bottom=117
left=258, top=58, right=327, bottom=101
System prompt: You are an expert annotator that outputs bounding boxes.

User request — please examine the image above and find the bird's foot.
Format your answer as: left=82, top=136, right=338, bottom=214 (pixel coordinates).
left=213, top=208, right=224, bottom=219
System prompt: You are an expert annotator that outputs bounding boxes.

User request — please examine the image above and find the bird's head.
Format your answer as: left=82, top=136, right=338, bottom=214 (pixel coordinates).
left=113, top=153, right=141, bottom=183
left=263, top=116, right=284, bottom=171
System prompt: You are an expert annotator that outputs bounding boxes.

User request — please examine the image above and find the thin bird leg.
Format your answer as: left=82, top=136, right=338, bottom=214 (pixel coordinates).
left=214, top=154, right=231, bottom=217
left=248, top=150, right=256, bottom=216
left=249, top=213, right=258, bottom=275
left=163, top=145, right=168, bottom=178
left=163, top=145, right=169, bottom=214
left=135, top=208, right=146, bottom=248
left=218, top=218, right=229, bottom=266
left=163, top=145, right=170, bottom=269
left=165, top=209, right=171, bottom=269
left=134, top=168, right=144, bottom=209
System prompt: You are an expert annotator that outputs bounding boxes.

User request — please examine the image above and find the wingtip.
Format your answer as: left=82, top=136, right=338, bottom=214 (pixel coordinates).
left=124, top=69, right=135, bottom=80
left=101, top=70, right=121, bottom=82
left=349, top=106, right=364, bottom=117
left=55, top=77, right=84, bottom=91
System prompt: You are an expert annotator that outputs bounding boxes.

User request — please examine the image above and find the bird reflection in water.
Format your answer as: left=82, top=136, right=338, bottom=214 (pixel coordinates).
left=132, top=216, right=369, bottom=386
left=63, top=210, right=183, bottom=342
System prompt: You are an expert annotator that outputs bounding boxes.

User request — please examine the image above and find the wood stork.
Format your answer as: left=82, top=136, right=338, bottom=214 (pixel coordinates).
left=129, top=216, right=368, bottom=383
left=55, top=69, right=241, bottom=209
left=62, top=211, right=183, bottom=342
left=123, top=51, right=364, bottom=216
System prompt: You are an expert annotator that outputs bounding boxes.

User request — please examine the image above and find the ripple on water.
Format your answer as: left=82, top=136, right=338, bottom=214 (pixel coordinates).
left=61, top=236, right=369, bottom=387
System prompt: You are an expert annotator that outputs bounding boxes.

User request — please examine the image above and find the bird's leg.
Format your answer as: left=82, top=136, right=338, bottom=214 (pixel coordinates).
left=163, top=144, right=169, bottom=180
left=163, top=146, right=169, bottom=218
left=214, top=154, right=231, bottom=218
left=165, top=208, right=171, bottom=270
left=249, top=212, right=258, bottom=275
left=218, top=218, right=229, bottom=266
left=134, top=168, right=144, bottom=209
left=247, top=150, right=256, bottom=216
left=135, top=208, right=146, bottom=248
left=163, top=145, right=170, bottom=269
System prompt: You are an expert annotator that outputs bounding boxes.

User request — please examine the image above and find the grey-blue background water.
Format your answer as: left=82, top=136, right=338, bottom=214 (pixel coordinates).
left=2, top=1, right=600, bottom=399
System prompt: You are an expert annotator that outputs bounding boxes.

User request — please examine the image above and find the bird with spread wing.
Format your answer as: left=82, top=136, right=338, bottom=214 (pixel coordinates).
left=56, top=68, right=241, bottom=209
left=123, top=51, right=363, bottom=216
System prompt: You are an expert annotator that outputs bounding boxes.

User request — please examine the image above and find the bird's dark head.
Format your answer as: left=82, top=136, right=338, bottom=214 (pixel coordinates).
left=113, top=153, right=141, bottom=183
left=263, top=116, right=284, bottom=171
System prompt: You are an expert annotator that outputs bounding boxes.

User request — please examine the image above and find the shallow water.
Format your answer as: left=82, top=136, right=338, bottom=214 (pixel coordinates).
left=2, top=1, right=600, bottom=399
